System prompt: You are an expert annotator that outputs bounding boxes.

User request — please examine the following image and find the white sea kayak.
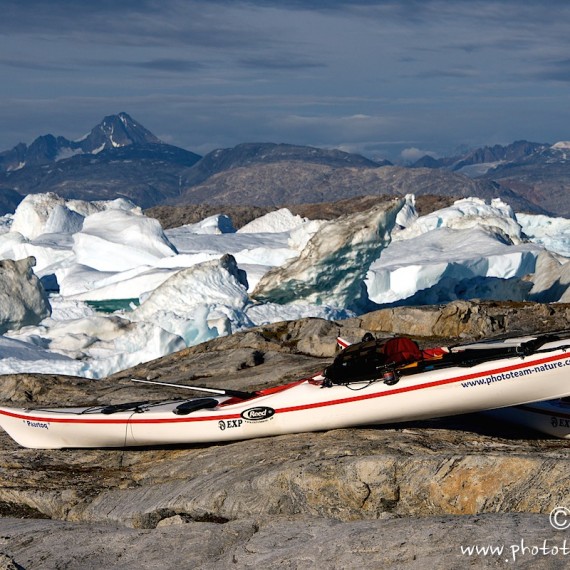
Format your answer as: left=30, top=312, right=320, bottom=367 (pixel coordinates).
left=486, top=398, right=570, bottom=439
left=1, top=331, right=570, bottom=449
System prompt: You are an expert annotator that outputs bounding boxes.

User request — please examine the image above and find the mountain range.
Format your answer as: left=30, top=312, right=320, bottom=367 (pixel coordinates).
left=0, top=112, right=568, bottom=217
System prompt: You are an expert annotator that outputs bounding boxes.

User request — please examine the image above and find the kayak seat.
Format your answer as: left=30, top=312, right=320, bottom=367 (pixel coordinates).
left=325, top=336, right=424, bottom=383
left=173, top=398, right=219, bottom=415
left=100, top=401, right=150, bottom=415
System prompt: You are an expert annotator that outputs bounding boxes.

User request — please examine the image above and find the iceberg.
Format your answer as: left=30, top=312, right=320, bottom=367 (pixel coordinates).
left=180, top=214, right=236, bottom=235
left=517, top=213, right=570, bottom=258
left=73, top=209, right=178, bottom=272
left=10, top=193, right=68, bottom=240
left=0, top=191, right=569, bottom=379
left=238, top=208, right=308, bottom=234
left=252, top=199, right=404, bottom=310
left=363, top=197, right=543, bottom=306
left=132, top=254, right=251, bottom=344
left=7, top=313, right=186, bottom=379
left=527, top=251, right=570, bottom=303
left=10, top=192, right=141, bottom=240
left=393, top=197, right=524, bottom=244
left=0, top=257, right=51, bottom=334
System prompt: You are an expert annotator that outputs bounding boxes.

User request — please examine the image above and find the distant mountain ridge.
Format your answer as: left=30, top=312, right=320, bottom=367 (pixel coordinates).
left=0, top=112, right=160, bottom=173
left=411, top=140, right=570, bottom=216
left=411, top=140, right=548, bottom=171
left=0, top=113, right=203, bottom=209
left=181, top=142, right=388, bottom=188
left=0, top=115, right=398, bottom=211
left=171, top=161, right=539, bottom=213
left=0, top=113, right=568, bottom=216
left=476, top=143, right=570, bottom=217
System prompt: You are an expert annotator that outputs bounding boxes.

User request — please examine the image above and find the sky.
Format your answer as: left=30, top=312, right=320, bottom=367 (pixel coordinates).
left=1, top=0, right=570, bottom=162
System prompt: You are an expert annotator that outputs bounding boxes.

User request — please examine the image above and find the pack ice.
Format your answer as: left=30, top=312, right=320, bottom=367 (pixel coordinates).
left=0, top=192, right=568, bottom=378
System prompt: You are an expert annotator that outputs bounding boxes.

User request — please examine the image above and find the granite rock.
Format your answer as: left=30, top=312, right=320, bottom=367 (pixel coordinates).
left=1, top=300, right=570, bottom=568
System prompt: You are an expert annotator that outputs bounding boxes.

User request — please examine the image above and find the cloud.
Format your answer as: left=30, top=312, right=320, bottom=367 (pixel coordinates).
left=531, top=59, right=570, bottom=82
left=0, top=57, right=74, bottom=72
left=0, top=0, right=272, bottom=50
left=411, top=67, right=480, bottom=80
left=108, top=59, right=206, bottom=73
left=400, top=147, right=438, bottom=163
left=238, top=56, right=326, bottom=71
left=1, top=0, right=570, bottom=158
left=271, top=113, right=394, bottom=142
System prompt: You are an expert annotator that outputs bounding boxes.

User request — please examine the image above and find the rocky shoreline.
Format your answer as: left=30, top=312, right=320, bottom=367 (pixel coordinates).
left=1, top=300, right=570, bottom=568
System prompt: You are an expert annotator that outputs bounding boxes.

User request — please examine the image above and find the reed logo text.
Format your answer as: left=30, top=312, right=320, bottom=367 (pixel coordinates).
left=241, top=407, right=275, bottom=422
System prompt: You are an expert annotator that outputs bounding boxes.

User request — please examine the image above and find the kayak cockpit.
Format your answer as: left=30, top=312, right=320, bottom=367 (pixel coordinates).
left=323, top=331, right=570, bottom=386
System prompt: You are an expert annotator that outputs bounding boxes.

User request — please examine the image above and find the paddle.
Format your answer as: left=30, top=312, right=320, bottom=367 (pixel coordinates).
left=130, top=378, right=257, bottom=400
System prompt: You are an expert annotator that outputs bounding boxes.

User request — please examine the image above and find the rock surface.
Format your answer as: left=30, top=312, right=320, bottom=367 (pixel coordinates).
left=173, top=161, right=539, bottom=213
left=1, top=514, right=567, bottom=569
left=145, top=194, right=456, bottom=231
left=1, top=300, right=570, bottom=568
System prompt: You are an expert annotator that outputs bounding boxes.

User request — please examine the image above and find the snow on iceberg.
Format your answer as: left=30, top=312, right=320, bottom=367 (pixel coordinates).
left=238, top=208, right=308, bottom=234
left=10, top=192, right=141, bottom=240
left=0, top=335, right=86, bottom=377
left=517, top=213, right=570, bottom=258
left=132, top=254, right=252, bottom=345
left=0, top=231, right=27, bottom=260
left=252, top=199, right=404, bottom=311
left=11, top=234, right=76, bottom=274
left=43, top=204, right=85, bottom=235
left=527, top=251, right=570, bottom=303
left=73, top=208, right=178, bottom=271
left=180, top=214, right=236, bottom=235
left=11, top=193, right=68, bottom=240
left=61, top=264, right=179, bottom=302
left=394, top=197, right=524, bottom=245
left=6, top=312, right=186, bottom=379
left=366, top=225, right=541, bottom=305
